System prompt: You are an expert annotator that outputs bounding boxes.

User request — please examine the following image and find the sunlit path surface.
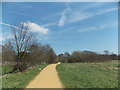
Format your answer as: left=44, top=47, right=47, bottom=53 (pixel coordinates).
left=26, top=63, right=63, bottom=88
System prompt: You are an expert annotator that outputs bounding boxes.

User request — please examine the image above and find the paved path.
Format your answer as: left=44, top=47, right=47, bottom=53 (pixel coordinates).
left=26, top=63, right=63, bottom=88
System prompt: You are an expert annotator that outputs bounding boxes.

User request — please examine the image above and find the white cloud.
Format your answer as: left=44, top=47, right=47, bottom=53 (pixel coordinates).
left=95, top=7, right=117, bottom=15
left=69, top=7, right=117, bottom=23
left=58, top=16, right=65, bottom=26
left=1, top=22, right=49, bottom=44
left=58, top=3, right=71, bottom=26
left=0, top=21, right=49, bottom=34
left=58, top=3, right=118, bottom=26
left=78, top=21, right=117, bottom=32
left=21, top=21, right=49, bottom=34
left=43, top=21, right=57, bottom=27
left=78, top=26, right=103, bottom=32
left=80, top=3, right=105, bottom=10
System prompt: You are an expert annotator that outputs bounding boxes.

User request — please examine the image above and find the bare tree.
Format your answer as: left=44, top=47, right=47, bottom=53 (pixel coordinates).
left=9, top=22, right=37, bottom=71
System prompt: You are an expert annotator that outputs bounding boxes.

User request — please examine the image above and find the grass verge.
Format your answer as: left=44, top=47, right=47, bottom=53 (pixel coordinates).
left=2, top=65, right=14, bottom=75
left=56, top=60, right=118, bottom=88
left=2, top=64, right=48, bottom=88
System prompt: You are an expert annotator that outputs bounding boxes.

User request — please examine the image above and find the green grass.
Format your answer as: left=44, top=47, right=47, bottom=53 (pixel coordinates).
left=2, top=65, right=14, bottom=75
left=2, top=64, right=48, bottom=88
left=56, top=60, right=118, bottom=88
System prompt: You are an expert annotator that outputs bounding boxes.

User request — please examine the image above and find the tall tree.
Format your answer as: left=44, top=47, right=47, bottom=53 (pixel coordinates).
left=8, top=22, right=37, bottom=71
left=48, top=48, right=56, bottom=63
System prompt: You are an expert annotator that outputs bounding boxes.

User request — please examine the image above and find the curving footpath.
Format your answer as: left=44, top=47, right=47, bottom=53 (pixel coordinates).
left=26, top=62, right=63, bottom=88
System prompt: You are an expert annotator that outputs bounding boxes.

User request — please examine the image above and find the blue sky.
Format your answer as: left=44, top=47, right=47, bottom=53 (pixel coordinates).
left=1, top=2, right=118, bottom=54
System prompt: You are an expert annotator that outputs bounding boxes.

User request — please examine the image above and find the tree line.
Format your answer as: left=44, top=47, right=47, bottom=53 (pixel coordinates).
left=58, top=50, right=118, bottom=63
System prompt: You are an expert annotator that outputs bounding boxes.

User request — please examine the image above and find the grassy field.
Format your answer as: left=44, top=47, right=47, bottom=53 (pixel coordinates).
left=2, top=64, right=48, bottom=88
left=56, top=60, right=118, bottom=88
left=2, top=65, right=14, bottom=75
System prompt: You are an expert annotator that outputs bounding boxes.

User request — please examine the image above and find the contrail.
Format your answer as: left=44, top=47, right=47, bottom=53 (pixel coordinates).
left=0, top=22, right=18, bottom=29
